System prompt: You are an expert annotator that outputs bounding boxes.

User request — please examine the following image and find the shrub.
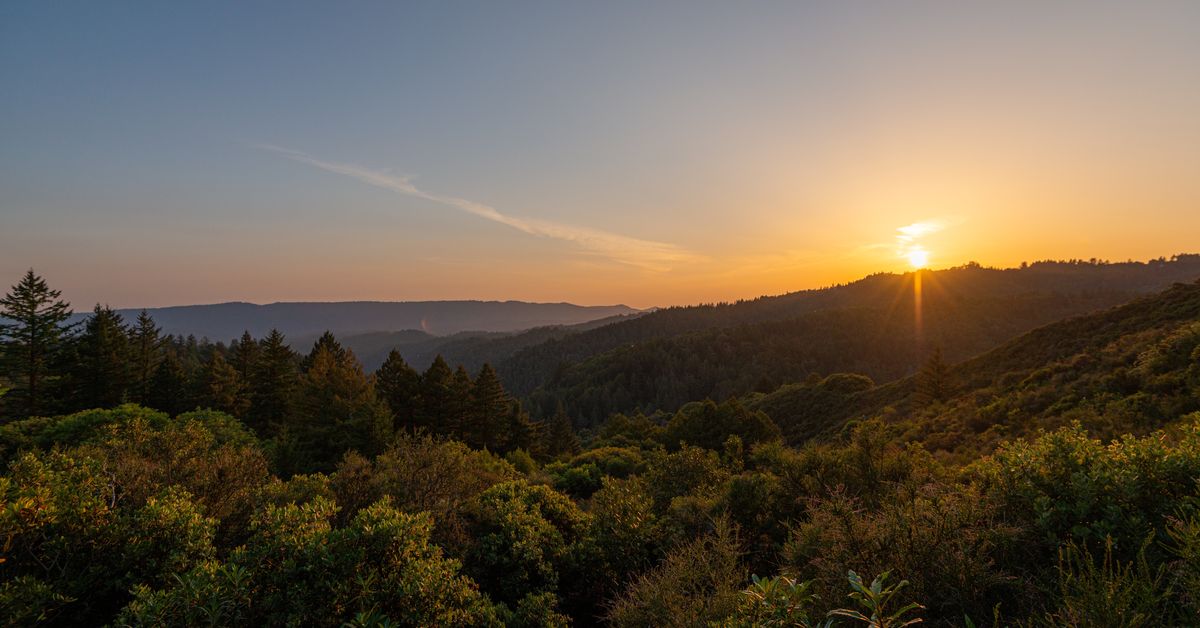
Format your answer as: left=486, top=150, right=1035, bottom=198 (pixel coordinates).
left=0, top=453, right=217, bottom=624
left=121, top=498, right=500, bottom=627
left=784, top=482, right=1019, bottom=622
left=587, top=477, right=661, bottom=591
left=461, top=480, right=590, bottom=606
left=606, top=516, right=744, bottom=627
left=1040, top=537, right=1173, bottom=627
left=974, top=420, right=1200, bottom=562
left=663, top=399, right=781, bottom=452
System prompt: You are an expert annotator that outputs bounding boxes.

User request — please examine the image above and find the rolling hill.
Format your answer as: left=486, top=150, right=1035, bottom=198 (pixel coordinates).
left=746, top=279, right=1200, bottom=459
left=507, top=256, right=1200, bottom=423
left=78, top=300, right=641, bottom=343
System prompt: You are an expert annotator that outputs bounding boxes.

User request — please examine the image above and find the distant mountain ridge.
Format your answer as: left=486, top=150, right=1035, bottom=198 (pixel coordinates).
left=71, top=300, right=641, bottom=342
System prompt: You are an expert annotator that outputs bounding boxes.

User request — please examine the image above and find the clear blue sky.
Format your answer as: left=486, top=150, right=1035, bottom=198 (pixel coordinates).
left=3, top=2, right=1199, bottom=308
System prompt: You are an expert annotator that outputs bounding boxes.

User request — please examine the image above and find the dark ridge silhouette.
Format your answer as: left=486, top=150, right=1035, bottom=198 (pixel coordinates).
left=68, top=300, right=641, bottom=342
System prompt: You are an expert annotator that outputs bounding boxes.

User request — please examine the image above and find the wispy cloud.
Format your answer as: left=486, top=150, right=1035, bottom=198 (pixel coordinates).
left=256, top=144, right=696, bottom=271
left=894, top=220, right=944, bottom=259
left=895, top=220, right=944, bottom=244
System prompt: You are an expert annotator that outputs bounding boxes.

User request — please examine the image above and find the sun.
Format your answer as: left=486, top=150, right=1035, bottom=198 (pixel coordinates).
left=907, top=248, right=930, bottom=269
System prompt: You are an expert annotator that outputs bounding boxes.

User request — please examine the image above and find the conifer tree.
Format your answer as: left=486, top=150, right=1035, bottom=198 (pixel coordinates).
left=448, top=365, right=474, bottom=442
left=471, top=363, right=509, bottom=450
left=147, top=351, right=190, bottom=415
left=128, top=310, right=162, bottom=404
left=376, top=349, right=420, bottom=432
left=416, top=355, right=454, bottom=435
left=504, top=399, right=538, bottom=454
left=230, top=331, right=260, bottom=382
left=69, top=304, right=132, bottom=410
left=0, top=269, right=73, bottom=419
left=294, top=346, right=392, bottom=472
left=199, top=351, right=247, bottom=417
left=301, top=331, right=347, bottom=372
left=248, top=329, right=298, bottom=436
left=543, top=402, right=581, bottom=458
left=915, top=346, right=953, bottom=406
left=181, top=334, right=202, bottom=372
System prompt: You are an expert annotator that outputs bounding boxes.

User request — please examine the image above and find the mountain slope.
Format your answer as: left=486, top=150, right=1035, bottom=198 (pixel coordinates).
left=529, top=288, right=1143, bottom=425
left=747, top=280, right=1200, bottom=458
left=499, top=256, right=1200, bottom=405
left=306, top=313, right=646, bottom=372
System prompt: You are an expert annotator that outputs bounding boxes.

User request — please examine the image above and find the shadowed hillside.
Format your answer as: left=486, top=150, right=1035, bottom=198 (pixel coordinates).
left=748, top=279, right=1200, bottom=458
left=513, top=256, right=1200, bottom=423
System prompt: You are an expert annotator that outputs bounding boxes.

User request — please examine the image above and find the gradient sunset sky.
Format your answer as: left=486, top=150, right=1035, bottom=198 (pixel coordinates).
left=3, top=2, right=1199, bottom=309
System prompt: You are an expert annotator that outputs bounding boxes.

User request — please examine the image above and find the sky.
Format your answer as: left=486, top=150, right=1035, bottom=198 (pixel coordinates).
left=2, top=2, right=1199, bottom=309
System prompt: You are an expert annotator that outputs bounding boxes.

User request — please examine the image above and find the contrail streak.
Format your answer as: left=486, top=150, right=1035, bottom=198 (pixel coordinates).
left=256, top=144, right=696, bottom=271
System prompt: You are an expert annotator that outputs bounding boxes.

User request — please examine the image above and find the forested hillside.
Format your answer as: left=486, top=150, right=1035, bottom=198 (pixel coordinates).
left=748, top=279, right=1200, bottom=458
left=3, top=269, right=1200, bottom=626
left=326, top=313, right=643, bottom=372
left=517, top=257, right=1200, bottom=424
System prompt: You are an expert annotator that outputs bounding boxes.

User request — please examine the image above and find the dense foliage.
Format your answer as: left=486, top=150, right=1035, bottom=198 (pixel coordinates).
left=2, top=269, right=1200, bottom=626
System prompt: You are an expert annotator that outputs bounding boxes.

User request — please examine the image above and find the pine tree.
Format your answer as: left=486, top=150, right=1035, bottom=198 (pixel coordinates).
left=199, top=351, right=247, bottom=417
left=69, top=304, right=132, bottom=410
left=181, top=334, right=202, bottom=372
left=543, top=402, right=580, bottom=458
left=301, top=331, right=347, bottom=372
left=376, top=349, right=420, bottom=432
left=127, top=310, right=162, bottom=404
left=504, top=399, right=538, bottom=454
left=448, top=365, right=474, bottom=442
left=147, top=351, right=190, bottom=416
left=416, top=355, right=454, bottom=435
left=248, top=329, right=298, bottom=436
left=0, top=270, right=73, bottom=419
left=915, top=346, right=953, bottom=406
left=294, top=346, right=392, bottom=472
left=230, top=331, right=260, bottom=382
left=470, top=363, right=509, bottom=450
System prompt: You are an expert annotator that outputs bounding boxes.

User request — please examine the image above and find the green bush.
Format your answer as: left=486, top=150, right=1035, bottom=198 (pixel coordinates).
left=606, top=516, right=745, bottom=627
left=121, top=497, right=500, bottom=627
left=0, top=453, right=217, bottom=624
left=461, top=480, right=590, bottom=606
left=663, top=399, right=781, bottom=452
left=975, top=420, right=1200, bottom=561
left=1040, top=537, right=1173, bottom=627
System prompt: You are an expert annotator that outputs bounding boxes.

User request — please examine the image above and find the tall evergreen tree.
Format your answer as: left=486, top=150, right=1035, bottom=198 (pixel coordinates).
left=915, top=346, right=953, bottom=406
left=470, top=363, right=509, bottom=450
left=291, top=346, right=392, bottom=473
left=69, top=305, right=132, bottom=410
left=230, top=331, right=260, bottom=382
left=448, top=365, right=474, bottom=441
left=248, top=329, right=298, bottom=436
left=127, top=310, right=162, bottom=405
left=416, top=355, right=454, bottom=435
left=180, top=334, right=202, bottom=373
left=504, top=399, right=538, bottom=454
left=0, top=270, right=73, bottom=419
left=198, top=351, right=248, bottom=417
left=543, top=402, right=581, bottom=458
left=376, top=349, right=420, bottom=432
left=301, top=331, right=347, bottom=372
left=147, top=351, right=190, bottom=416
